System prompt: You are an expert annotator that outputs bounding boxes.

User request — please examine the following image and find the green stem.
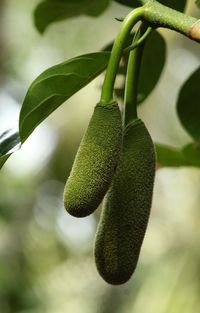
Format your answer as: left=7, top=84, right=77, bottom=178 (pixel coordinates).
left=101, top=0, right=200, bottom=104
left=100, top=7, right=144, bottom=104
left=123, top=25, right=147, bottom=126
left=123, top=27, right=152, bottom=54
left=143, top=0, right=200, bottom=42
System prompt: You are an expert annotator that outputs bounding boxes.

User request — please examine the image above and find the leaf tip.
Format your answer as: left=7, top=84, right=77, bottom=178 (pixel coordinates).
left=33, top=4, right=47, bottom=34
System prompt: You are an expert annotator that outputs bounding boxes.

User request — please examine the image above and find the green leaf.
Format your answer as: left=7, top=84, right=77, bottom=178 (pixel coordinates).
left=114, top=0, right=187, bottom=11
left=156, top=144, right=187, bottom=167
left=85, top=0, right=110, bottom=16
left=34, top=0, right=110, bottom=33
left=156, top=142, right=200, bottom=168
left=0, top=129, right=21, bottom=169
left=182, top=143, right=200, bottom=167
left=114, top=0, right=140, bottom=7
left=0, top=52, right=110, bottom=169
left=196, top=0, right=200, bottom=9
left=19, top=52, right=110, bottom=143
left=177, top=67, right=200, bottom=143
left=0, top=155, right=10, bottom=170
left=0, top=129, right=20, bottom=157
left=138, top=30, right=166, bottom=104
left=158, top=0, right=187, bottom=12
left=108, top=31, right=166, bottom=104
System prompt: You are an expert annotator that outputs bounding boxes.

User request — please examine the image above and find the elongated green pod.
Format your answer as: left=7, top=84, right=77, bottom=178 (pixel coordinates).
left=64, top=101, right=122, bottom=218
left=94, top=119, right=156, bottom=285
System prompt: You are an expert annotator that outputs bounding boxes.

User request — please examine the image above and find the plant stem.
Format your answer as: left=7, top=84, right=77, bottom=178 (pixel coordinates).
left=123, top=27, right=152, bottom=54
left=123, top=24, right=147, bottom=126
left=101, top=0, right=200, bottom=104
left=100, top=7, right=144, bottom=104
left=143, top=0, right=200, bottom=42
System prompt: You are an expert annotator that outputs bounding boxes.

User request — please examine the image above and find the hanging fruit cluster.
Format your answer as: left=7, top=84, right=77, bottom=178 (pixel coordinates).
left=64, top=10, right=156, bottom=285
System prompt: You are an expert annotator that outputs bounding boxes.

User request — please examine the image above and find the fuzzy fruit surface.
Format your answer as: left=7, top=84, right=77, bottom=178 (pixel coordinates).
left=64, top=102, right=122, bottom=217
left=95, top=119, right=156, bottom=284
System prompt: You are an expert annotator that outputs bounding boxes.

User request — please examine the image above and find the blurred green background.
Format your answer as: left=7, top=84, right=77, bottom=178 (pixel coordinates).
left=0, top=1, right=200, bottom=312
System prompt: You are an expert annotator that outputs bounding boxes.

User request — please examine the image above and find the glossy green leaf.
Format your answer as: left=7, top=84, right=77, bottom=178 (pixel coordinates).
left=195, top=0, right=200, bottom=9
left=85, top=0, right=110, bottom=16
left=156, top=142, right=200, bottom=168
left=138, top=30, right=166, bottom=104
left=114, top=0, right=187, bottom=11
left=0, top=129, right=21, bottom=169
left=108, top=31, right=166, bottom=104
left=34, top=0, right=110, bottom=33
left=156, top=144, right=187, bottom=167
left=0, top=155, right=10, bottom=170
left=177, top=67, right=200, bottom=143
left=0, top=129, right=20, bottom=157
left=114, top=0, right=140, bottom=7
left=158, top=0, right=187, bottom=12
left=0, top=52, right=110, bottom=170
left=19, top=52, right=110, bottom=143
left=182, top=143, right=200, bottom=167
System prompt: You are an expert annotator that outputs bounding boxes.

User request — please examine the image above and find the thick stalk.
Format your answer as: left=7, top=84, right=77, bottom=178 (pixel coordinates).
left=101, top=0, right=200, bottom=105
left=123, top=25, right=147, bottom=126
left=143, top=0, right=200, bottom=42
left=100, top=7, right=144, bottom=104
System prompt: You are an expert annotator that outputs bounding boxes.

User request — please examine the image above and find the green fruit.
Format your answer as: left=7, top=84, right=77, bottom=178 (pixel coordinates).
left=94, top=118, right=156, bottom=284
left=64, top=101, right=122, bottom=218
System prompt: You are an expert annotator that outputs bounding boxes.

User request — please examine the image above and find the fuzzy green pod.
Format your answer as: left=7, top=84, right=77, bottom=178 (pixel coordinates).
left=64, top=101, right=122, bottom=218
left=94, top=119, right=156, bottom=285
